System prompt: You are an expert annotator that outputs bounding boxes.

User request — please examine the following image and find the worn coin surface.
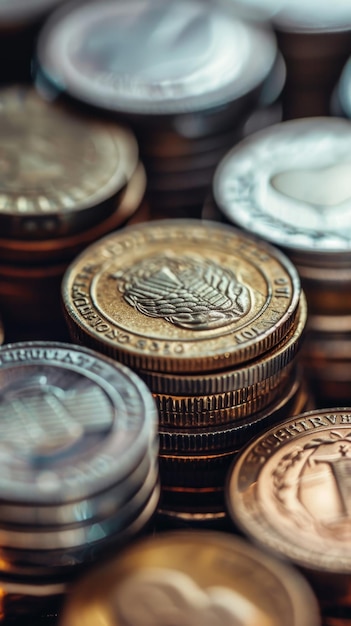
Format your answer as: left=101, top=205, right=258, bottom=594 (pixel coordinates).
left=36, top=0, right=276, bottom=116
left=214, top=117, right=351, bottom=258
left=0, top=341, right=157, bottom=504
left=58, top=530, right=320, bottom=626
left=227, top=408, right=351, bottom=574
left=0, top=87, right=138, bottom=239
left=62, top=219, right=301, bottom=373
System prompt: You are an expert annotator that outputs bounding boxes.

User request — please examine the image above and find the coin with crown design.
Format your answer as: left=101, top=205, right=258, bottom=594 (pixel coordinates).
left=61, top=219, right=301, bottom=373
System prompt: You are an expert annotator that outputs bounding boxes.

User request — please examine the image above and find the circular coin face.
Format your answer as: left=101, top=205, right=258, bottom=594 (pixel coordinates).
left=62, top=219, right=301, bottom=373
left=227, top=407, right=351, bottom=574
left=214, top=117, right=351, bottom=257
left=0, top=342, right=157, bottom=504
left=36, top=0, right=276, bottom=115
left=59, top=530, right=320, bottom=626
left=0, top=87, right=138, bottom=239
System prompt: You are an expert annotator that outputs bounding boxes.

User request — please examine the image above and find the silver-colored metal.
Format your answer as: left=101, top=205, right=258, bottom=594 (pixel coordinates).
left=36, top=0, right=276, bottom=116
left=214, top=117, right=351, bottom=257
left=0, top=341, right=157, bottom=505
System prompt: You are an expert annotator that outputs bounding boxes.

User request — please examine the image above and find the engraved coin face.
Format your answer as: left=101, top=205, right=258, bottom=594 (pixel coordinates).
left=0, top=87, right=138, bottom=238
left=214, top=117, right=351, bottom=255
left=37, top=0, right=276, bottom=115
left=62, top=219, right=301, bottom=373
left=227, top=408, right=351, bottom=574
left=59, top=530, right=320, bottom=626
left=0, top=342, right=157, bottom=504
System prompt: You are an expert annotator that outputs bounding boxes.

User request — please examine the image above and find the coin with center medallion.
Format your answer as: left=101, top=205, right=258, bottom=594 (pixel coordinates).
left=62, top=219, right=301, bottom=373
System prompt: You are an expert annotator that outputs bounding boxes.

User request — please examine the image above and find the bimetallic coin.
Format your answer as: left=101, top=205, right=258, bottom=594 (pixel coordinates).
left=227, top=408, right=351, bottom=577
left=62, top=219, right=301, bottom=373
left=214, top=117, right=351, bottom=258
left=58, top=530, right=320, bottom=626
left=36, top=0, right=276, bottom=116
left=0, top=87, right=138, bottom=239
left=0, top=342, right=157, bottom=504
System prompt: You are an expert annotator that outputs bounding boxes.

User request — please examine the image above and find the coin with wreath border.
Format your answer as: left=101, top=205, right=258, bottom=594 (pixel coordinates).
left=62, top=219, right=301, bottom=374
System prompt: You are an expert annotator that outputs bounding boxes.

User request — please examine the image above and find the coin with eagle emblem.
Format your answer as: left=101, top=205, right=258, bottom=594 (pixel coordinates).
left=62, top=219, right=301, bottom=373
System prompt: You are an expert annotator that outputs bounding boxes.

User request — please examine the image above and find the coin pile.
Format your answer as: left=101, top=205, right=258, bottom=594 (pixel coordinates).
left=60, top=218, right=308, bottom=522
left=229, top=0, right=351, bottom=119
left=0, top=86, right=145, bottom=340
left=34, top=0, right=278, bottom=219
left=0, top=341, right=159, bottom=620
left=213, top=116, right=351, bottom=406
left=59, top=530, right=321, bottom=626
left=227, top=407, right=351, bottom=624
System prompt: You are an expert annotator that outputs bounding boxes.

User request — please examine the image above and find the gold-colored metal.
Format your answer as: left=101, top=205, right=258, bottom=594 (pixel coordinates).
left=59, top=530, right=320, bottom=626
left=0, top=87, right=139, bottom=238
left=62, top=219, right=301, bottom=373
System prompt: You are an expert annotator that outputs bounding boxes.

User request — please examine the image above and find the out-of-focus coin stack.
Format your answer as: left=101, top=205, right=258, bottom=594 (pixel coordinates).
left=0, top=341, right=159, bottom=621
left=58, top=530, right=321, bottom=626
left=229, top=0, right=351, bottom=119
left=60, top=218, right=309, bottom=524
left=227, top=407, right=351, bottom=625
left=0, top=86, right=146, bottom=341
left=34, top=0, right=279, bottom=219
left=213, top=116, right=351, bottom=406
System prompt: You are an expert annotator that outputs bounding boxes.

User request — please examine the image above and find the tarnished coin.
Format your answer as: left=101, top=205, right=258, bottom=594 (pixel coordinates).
left=36, top=0, right=276, bottom=116
left=58, top=530, right=320, bottom=626
left=0, top=341, right=157, bottom=504
left=227, top=408, right=351, bottom=578
left=0, top=87, right=138, bottom=239
left=62, top=219, right=301, bottom=373
left=0, top=163, right=146, bottom=264
left=214, top=117, right=351, bottom=260
left=138, top=291, right=306, bottom=393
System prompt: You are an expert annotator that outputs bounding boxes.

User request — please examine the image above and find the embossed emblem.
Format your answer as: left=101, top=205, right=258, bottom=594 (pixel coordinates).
left=272, top=430, right=351, bottom=538
left=112, top=567, right=270, bottom=626
left=0, top=376, right=112, bottom=460
left=113, top=255, right=251, bottom=330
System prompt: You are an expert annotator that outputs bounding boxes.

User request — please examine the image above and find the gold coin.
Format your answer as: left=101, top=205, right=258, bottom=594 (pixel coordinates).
left=226, top=408, right=351, bottom=599
left=0, top=86, right=138, bottom=239
left=0, top=163, right=146, bottom=264
left=62, top=219, right=301, bottom=373
left=139, top=291, right=307, bottom=393
left=59, top=530, right=320, bottom=626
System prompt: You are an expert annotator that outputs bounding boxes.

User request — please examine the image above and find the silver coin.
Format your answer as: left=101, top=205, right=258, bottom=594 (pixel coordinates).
left=36, top=0, right=276, bottom=115
left=0, top=341, right=157, bottom=505
left=0, top=444, right=158, bottom=527
left=214, top=117, right=351, bottom=256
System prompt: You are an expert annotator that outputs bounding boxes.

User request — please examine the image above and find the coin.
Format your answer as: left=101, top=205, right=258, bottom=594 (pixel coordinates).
left=0, top=341, right=157, bottom=504
left=138, top=293, right=306, bottom=393
left=214, top=117, right=351, bottom=259
left=226, top=408, right=351, bottom=598
left=0, top=86, right=138, bottom=239
left=36, top=0, right=276, bottom=117
left=62, top=219, right=301, bottom=373
left=58, top=530, right=320, bottom=626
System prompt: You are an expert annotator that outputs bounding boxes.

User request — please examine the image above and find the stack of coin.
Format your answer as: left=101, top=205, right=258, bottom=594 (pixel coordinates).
left=61, top=219, right=308, bottom=523
left=0, top=341, right=159, bottom=621
left=0, top=86, right=144, bottom=340
left=59, top=530, right=321, bottom=626
left=34, top=0, right=278, bottom=219
left=227, top=407, right=351, bottom=625
left=228, top=0, right=351, bottom=119
left=213, top=116, right=351, bottom=406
